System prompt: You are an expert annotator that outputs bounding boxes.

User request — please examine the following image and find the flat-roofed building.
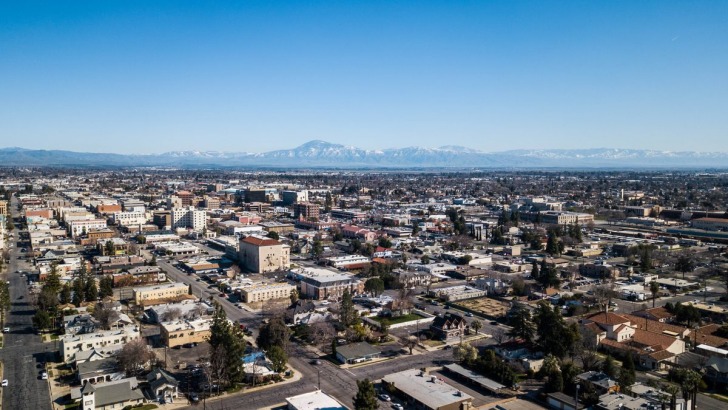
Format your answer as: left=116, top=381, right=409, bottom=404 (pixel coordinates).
left=286, top=390, right=346, bottom=410
left=240, top=282, right=295, bottom=303
left=382, top=369, right=473, bottom=410
left=238, top=235, right=290, bottom=273
left=133, top=282, right=189, bottom=304
left=60, top=326, right=140, bottom=363
left=296, top=268, right=364, bottom=300
left=160, top=318, right=211, bottom=348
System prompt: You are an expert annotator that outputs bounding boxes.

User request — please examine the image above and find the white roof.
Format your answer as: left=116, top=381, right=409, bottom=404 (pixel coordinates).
left=286, top=390, right=347, bottom=410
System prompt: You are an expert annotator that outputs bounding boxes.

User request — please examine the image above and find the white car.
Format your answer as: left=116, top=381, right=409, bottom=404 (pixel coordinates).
left=2, top=327, right=9, bottom=333
left=1, top=379, right=7, bottom=387
left=392, top=404, right=404, bottom=410
left=41, top=372, right=48, bottom=380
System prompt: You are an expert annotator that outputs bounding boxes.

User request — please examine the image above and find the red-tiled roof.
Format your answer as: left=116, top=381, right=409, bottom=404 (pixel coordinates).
left=587, top=312, right=630, bottom=326
left=241, top=236, right=280, bottom=247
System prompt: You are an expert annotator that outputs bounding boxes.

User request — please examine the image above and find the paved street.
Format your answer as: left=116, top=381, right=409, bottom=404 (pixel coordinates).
left=0, top=196, right=53, bottom=410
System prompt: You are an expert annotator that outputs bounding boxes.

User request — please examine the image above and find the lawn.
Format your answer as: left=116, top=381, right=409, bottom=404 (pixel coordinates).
left=371, top=314, right=422, bottom=325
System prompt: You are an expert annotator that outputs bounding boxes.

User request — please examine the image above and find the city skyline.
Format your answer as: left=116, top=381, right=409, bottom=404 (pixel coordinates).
left=1, top=1, right=727, bottom=154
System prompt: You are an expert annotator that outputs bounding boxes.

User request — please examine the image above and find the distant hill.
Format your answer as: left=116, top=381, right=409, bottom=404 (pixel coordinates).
left=0, top=141, right=727, bottom=168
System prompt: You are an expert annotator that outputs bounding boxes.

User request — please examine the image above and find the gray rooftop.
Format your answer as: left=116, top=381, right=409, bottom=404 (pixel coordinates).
left=336, top=342, right=380, bottom=360
left=443, top=363, right=506, bottom=392
left=382, top=369, right=473, bottom=409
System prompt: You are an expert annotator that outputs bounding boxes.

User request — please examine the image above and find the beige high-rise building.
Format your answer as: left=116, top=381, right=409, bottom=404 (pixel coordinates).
left=238, top=236, right=290, bottom=273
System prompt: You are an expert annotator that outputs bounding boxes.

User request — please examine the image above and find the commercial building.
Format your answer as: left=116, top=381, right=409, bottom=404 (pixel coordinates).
left=325, top=255, right=371, bottom=270
left=60, top=326, right=140, bottom=363
left=133, top=282, right=189, bottom=304
left=382, top=369, right=474, bottom=410
left=171, top=207, right=207, bottom=231
left=111, top=211, right=147, bottom=227
left=238, top=236, right=290, bottom=273
left=293, top=202, right=320, bottom=221
left=286, top=390, right=347, bottom=410
left=240, top=282, right=296, bottom=303
left=160, top=318, right=212, bottom=348
left=335, top=341, right=380, bottom=364
left=68, top=219, right=108, bottom=238
left=281, top=190, right=309, bottom=206
left=295, top=267, right=364, bottom=300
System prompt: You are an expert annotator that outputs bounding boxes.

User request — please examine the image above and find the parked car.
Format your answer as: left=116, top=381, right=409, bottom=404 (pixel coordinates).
left=41, top=372, right=48, bottom=380
left=378, top=394, right=391, bottom=402
left=1, top=379, right=7, bottom=387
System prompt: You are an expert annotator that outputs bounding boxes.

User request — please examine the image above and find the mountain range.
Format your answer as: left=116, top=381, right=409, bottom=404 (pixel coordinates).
left=1, top=140, right=726, bottom=168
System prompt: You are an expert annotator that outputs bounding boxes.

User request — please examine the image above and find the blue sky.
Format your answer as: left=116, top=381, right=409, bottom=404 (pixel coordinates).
left=1, top=1, right=727, bottom=154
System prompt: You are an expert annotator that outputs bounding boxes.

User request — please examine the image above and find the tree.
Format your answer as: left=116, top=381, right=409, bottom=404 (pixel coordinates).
left=72, top=278, right=84, bottom=307
left=353, top=378, right=378, bottom=410
left=533, top=301, right=578, bottom=358
left=99, top=276, right=114, bottom=299
left=546, top=231, right=560, bottom=256
left=650, top=281, right=660, bottom=308
left=602, top=355, right=618, bottom=379
left=59, top=284, right=71, bottom=305
left=0, top=282, right=10, bottom=327
left=105, top=240, right=115, bottom=256
left=150, top=254, right=157, bottom=266
left=544, top=367, right=564, bottom=393
left=364, top=278, right=385, bottom=297
left=531, top=260, right=540, bottom=279
left=507, top=304, right=535, bottom=344
left=257, top=317, right=291, bottom=351
left=289, top=288, right=299, bottom=305
left=675, top=255, right=695, bottom=280
left=420, top=254, right=430, bottom=264
left=267, top=345, right=288, bottom=373
left=118, top=339, right=155, bottom=376
left=93, top=302, right=121, bottom=330
left=339, top=289, right=358, bottom=328
left=84, top=277, right=98, bottom=302
left=266, top=231, right=280, bottom=241
left=324, top=192, right=333, bottom=213
left=470, top=319, right=482, bottom=335
left=619, top=354, right=636, bottom=393
left=404, top=336, right=418, bottom=355
left=453, top=342, right=478, bottom=364
left=378, top=237, right=392, bottom=248
left=33, top=310, right=52, bottom=330
left=208, top=303, right=245, bottom=385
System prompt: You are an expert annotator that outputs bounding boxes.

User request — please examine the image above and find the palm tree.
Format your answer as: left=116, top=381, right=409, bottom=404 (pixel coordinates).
left=663, top=384, right=679, bottom=410
left=650, top=281, right=660, bottom=308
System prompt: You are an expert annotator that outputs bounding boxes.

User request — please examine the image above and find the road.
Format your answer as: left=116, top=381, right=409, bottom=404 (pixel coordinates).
left=0, top=195, right=54, bottom=410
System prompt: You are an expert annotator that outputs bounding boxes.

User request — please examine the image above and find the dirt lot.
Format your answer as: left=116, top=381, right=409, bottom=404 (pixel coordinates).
left=455, top=297, right=508, bottom=318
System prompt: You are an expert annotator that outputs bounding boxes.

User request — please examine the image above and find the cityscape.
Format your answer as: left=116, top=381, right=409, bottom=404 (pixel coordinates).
left=2, top=2, right=728, bottom=410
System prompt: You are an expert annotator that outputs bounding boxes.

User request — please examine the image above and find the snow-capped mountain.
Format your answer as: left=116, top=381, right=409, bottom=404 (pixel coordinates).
left=0, top=142, right=726, bottom=168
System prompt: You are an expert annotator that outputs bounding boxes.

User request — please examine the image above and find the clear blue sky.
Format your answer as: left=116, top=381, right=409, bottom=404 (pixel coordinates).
left=1, top=1, right=727, bottom=154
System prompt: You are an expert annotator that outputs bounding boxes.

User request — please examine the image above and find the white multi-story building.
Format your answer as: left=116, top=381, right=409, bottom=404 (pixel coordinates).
left=240, top=282, right=295, bottom=303
left=68, top=219, right=108, bottom=238
left=112, top=211, right=147, bottom=227
left=171, top=207, right=207, bottom=231
left=60, top=326, right=140, bottom=362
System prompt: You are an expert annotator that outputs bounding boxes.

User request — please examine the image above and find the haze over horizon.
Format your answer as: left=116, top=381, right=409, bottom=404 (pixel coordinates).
left=1, top=1, right=727, bottom=154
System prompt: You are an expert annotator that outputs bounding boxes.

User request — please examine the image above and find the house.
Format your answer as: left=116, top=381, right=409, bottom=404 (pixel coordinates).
left=430, top=313, right=467, bottom=341
left=581, top=312, right=686, bottom=370
left=75, top=377, right=145, bottom=410
left=631, top=307, right=674, bottom=323
left=77, top=358, right=123, bottom=385
left=335, top=342, right=380, bottom=364
left=705, top=356, right=728, bottom=387
left=61, top=326, right=140, bottom=363
left=575, top=371, right=619, bottom=395
left=493, top=342, right=545, bottom=372
left=146, top=368, right=179, bottom=403
left=64, top=314, right=100, bottom=335
left=285, top=300, right=331, bottom=325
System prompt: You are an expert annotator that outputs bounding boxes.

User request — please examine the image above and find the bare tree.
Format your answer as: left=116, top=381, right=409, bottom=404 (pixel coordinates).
left=492, top=328, right=509, bottom=345
left=593, top=281, right=617, bottom=314
left=403, top=336, right=418, bottom=355
left=161, top=307, right=183, bottom=322
left=191, top=304, right=208, bottom=319
left=309, top=321, right=337, bottom=349
left=92, top=302, right=120, bottom=330
left=118, top=339, right=155, bottom=376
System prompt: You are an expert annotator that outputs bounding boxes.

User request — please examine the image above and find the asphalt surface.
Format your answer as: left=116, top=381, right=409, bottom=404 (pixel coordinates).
left=0, top=196, right=53, bottom=410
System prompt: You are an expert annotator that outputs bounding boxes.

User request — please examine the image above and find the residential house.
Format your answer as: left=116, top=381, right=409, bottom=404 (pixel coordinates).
left=430, top=313, right=467, bottom=341
left=335, top=342, right=381, bottom=364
